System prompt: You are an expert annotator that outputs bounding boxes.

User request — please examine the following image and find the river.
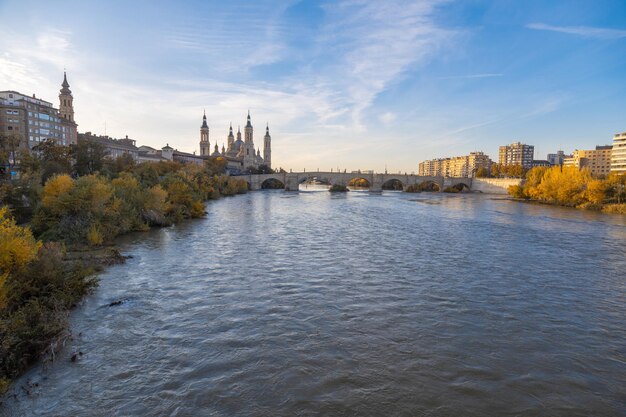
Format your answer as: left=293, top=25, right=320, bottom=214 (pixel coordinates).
left=2, top=191, right=625, bottom=416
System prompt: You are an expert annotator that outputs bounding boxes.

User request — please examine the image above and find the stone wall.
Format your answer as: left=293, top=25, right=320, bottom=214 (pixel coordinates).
left=472, top=178, right=522, bottom=194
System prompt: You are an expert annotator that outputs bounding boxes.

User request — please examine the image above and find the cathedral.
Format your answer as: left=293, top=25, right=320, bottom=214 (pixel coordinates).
left=199, top=111, right=271, bottom=173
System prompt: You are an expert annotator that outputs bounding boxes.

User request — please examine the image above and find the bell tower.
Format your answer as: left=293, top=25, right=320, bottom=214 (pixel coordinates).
left=263, top=123, right=272, bottom=169
left=200, top=110, right=210, bottom=156
left=243, top=110, right=255, bottom=169
left=59, top=72, right=74, bottom=122
left=59, top=71, right=78, bottom=145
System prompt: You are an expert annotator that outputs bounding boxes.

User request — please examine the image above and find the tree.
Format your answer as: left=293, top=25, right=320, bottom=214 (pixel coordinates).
left=0, top=206, right=42, bottom=307
left=71, top=140, right=108, bottom=176
left=0, top=133, right=23, bottom=179
left=475, top=167, right=489, bottom=178
left=205, top=157, right=227, bottom=176
left=32, top=139, right=72, bottom=184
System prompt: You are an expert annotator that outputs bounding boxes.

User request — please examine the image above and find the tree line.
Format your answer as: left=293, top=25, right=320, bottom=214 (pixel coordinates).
left=0, top=138, right=248, bottom=391
left=508, top=166, right=626, bottom=213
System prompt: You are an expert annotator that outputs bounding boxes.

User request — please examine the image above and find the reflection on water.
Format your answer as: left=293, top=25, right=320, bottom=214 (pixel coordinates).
left=3, top=192, right=625, bottom=417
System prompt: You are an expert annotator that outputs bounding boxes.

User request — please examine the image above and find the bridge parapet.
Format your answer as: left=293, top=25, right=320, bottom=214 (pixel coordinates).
left=241, top=172, right=523, bottom=193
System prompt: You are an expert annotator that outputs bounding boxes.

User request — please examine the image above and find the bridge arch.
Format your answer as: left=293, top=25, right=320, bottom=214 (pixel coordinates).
left=261, top=177, right=285, bottom=189
left=382, top=178, right=404, bottom=190
left=444, top=182, right=471, bottom=193
left=347, top=177, right=371, bottom=189
left=418, top=180, right=441, bottom=192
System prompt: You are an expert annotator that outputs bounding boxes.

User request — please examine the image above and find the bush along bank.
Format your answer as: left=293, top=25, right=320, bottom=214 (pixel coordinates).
left=508, top=166, right=626, bottom=214
left=0, top=153, right=249, bottom=392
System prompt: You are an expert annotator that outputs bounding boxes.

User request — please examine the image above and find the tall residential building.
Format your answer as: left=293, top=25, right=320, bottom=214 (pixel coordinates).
left=418, top=152, right=492, bottom=177
left=499, top=142, right=534, bottom=168
left=0, top=73, right=77, bottom=149
left=563, top=145, right=613, bottom=177
left=611, top=131, right=626, bottom=174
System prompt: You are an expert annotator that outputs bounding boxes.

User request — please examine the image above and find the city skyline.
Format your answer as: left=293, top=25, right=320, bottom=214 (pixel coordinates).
left=1, top=0, right=625, bottom=171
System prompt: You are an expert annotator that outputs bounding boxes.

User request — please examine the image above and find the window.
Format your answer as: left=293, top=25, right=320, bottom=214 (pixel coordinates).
left=7, top=126, right=12, bottom=130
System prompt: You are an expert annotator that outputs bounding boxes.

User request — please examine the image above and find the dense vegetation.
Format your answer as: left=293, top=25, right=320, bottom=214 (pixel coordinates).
left=509, top=166, right=626, bottom=213
left=329, top=184, right=349, bottom=192
left=347, top=178, right=369, bottom=188
left=405, top=182, right=441, bottom=193
left=475, top=164, right=527, bottom=178
left=0, top=140, right=248, bottom=392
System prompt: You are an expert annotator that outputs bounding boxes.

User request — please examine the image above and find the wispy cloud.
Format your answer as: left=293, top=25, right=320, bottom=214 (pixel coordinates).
left=527, top=23, right=626, bottom=39
left=300, top=0, right=454, bottom=130
left=438, top=73, right=503, bottom=80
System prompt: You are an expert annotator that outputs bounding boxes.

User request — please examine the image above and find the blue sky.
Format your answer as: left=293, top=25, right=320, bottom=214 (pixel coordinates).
left=1, top=0, right=625, bottom=172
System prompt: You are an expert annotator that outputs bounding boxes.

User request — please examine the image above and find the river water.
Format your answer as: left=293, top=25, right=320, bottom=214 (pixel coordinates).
left=2, top=191, right=626, bottom=416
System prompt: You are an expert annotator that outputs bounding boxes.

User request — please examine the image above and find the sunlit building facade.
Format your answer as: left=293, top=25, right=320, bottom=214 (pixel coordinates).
left=563, top=145, right=613, bottom=177
left=418, top=152, right=492, bottom=178
left=611, top=131, right=626, bottom=174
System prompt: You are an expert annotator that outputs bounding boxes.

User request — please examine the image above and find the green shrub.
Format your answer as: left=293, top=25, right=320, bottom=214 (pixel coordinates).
left=329, top=184, right=348, bottom=192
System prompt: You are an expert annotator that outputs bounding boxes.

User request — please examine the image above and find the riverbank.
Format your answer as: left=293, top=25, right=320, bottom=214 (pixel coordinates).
left=507, top=166, right=626, bottom=214
left=0, top=158, right=249, bottom=393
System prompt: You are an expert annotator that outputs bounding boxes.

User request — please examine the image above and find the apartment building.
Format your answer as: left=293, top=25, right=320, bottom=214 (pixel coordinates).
left=563, top=145, right=613, bottom=177
left=611, top=131, right=626, bottom=174
left=498, top=142, right=534, bottom=169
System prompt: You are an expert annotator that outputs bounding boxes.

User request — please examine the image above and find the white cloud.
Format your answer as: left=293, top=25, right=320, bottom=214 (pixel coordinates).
left=0, top=2, right=455, bottom=172
left=527, top=23, right=626, bottom=39
left=379, top=112, right=397, bottom=125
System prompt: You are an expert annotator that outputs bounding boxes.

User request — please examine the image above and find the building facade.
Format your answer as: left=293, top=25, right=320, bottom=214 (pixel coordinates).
left=418, top=152, right=492, bottom=177
left=199, top=111, right=272, bottom=173
left=499, top=142, right=534, bottom=169
left=563, top=145, right=613, bottom=177
left=547, top=150, right=568, bottom=166
left=0, top=73, right=78, bottom=150
left=78, top=132, right=140, bottom=160
left=611, top=131, right=626, bottom=174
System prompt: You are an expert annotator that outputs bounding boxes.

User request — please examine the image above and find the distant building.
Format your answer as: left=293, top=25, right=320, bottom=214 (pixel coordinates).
left=0, top=73, right=78, bottom=149
left=78, top=132, right=139, bottom=160
left=499, top=142, right=534, bottom=169
left=418, top=152, right=492, bottom=177
left=611, top=131, right=626, bottom=174
left=532, top=160, right=551, bottom=168
left=137, top=145, right=166, bottom=163
left=563, top=145, right=613, bottom=177
left=198, top=111, right=272, bottom=173
left=547, top=150, right=568, bottom=166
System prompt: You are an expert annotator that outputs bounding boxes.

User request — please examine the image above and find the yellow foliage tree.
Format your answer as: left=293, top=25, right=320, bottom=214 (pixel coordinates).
left=0, top=206, right=42, bottom=307
left=41, top=174, right=74, bottom=215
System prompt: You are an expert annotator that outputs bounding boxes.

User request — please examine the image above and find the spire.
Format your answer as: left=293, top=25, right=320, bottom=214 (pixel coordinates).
left=246, top=110, right=252, bottom=128
left=60, top=71, right=72, bottom=94
left=201, top=110, right=208, bottom=129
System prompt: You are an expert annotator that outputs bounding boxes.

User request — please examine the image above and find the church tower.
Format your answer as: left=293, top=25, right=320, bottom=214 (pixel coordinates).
left=200, top=110, right=210, bottom=156
left=227, top=123, right=234, bottom=151
left=59, top=72, right=74, bottom=122
left=243, top=110, right=256, bottom=169
left=263, top=123, right=272, bottom=169
left=59, top=72, right=78, bottom=145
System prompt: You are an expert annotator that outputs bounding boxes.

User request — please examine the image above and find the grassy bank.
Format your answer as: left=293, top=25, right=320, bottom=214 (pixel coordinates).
left=508, top=166, right=626, bottom=214
left=0, top=151, right=249, bottom=392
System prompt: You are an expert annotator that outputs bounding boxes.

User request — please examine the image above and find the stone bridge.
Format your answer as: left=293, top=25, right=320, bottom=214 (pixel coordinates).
left=239, top=171, right=522, bottom=194
left=238, top=172, right=521, bottom=194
